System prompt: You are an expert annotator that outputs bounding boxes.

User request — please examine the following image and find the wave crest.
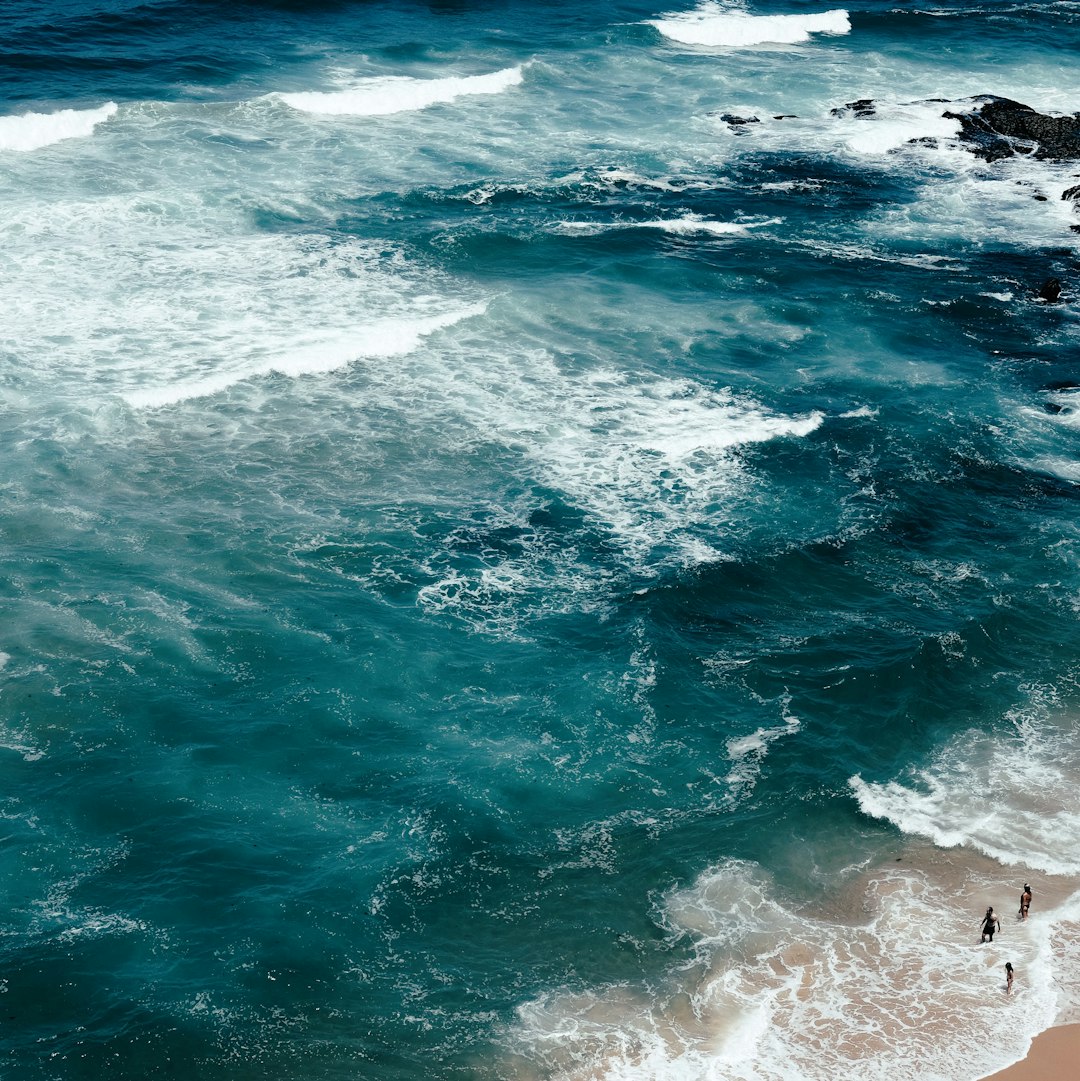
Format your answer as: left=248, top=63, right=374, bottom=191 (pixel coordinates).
left=648, top=2, right=850, bottom=48
left=276, top=66, right=524, bottom=117
left=0, top=103, right=117, bottom=152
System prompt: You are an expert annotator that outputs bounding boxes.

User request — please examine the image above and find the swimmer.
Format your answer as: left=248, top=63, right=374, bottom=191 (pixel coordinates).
left=981, top=906, right=1000, bottom=943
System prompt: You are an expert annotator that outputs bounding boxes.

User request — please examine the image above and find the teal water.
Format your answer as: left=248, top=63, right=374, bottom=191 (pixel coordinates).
left=4, top=2, right=1080, bottom=1078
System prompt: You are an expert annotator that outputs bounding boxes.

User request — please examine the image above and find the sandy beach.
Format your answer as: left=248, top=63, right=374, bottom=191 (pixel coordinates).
left=980, top=1023, right=1080, bottom=1081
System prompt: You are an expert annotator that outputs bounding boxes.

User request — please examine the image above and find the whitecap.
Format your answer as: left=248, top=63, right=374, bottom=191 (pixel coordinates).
left=126, top=305, right=486, bottom=409
left=275, top=66, right=524, bottom=117
left=0, top=102, right=117, bottom=152
left=648, top=1, right=850, bottom=48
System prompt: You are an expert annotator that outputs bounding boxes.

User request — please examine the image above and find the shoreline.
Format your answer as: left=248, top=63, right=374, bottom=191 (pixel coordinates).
left=979, top=1022, right=1080, bottom=1081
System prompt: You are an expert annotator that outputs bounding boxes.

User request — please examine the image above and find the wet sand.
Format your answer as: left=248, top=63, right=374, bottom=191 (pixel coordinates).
left=979, top=1023, right=1080, bottom=1081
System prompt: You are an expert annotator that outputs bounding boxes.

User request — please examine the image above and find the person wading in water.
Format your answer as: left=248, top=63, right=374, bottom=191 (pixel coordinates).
left=981, top=906, right=1000, bottom=943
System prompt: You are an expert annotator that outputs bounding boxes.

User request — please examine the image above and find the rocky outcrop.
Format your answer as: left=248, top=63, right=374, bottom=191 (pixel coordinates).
left=717, top=113, right=760, bottom=127
left=944, top=96, right=1080, bottom=161
left=824, top=94, right=1080, bottom=162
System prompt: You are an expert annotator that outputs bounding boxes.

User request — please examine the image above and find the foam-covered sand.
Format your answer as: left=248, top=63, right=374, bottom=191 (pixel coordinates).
left=504, top=840, right=1080, bottom=1081
left=504, top=707, right=1080, bottom=1081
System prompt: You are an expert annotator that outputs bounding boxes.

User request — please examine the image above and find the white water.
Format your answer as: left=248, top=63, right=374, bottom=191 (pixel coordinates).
left=276, top=66, right=524, bottom=117
left=0, top=103, right=117, bottom=152
left=648, top=2, right=850, bottom=48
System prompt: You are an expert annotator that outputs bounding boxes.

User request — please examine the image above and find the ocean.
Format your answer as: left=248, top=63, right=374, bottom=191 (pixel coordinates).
left=3, top=1, right=1080, bottom=1078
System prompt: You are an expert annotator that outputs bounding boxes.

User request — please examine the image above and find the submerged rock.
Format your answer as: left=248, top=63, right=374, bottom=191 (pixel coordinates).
left=1037, top=277, right=1063, bottom=303
left=718, top=113, right=760, bottom=126
left=830, top=98, right=876, bottom=118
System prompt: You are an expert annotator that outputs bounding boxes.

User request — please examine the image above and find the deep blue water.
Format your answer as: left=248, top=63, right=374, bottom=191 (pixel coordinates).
left=4, top=1, right=1080, bottom=1079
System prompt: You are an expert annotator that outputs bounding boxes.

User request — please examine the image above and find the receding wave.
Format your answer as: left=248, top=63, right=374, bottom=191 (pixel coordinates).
left=648, top=1, right=850, bottom=47
left=275, top=66, right=524, bottom=117
left=0, top=103, right=117, bottom=152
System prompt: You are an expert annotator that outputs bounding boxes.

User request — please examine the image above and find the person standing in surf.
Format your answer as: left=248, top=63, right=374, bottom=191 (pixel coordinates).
left=981, top=906, right=1000, bottom=943
left=1019, top=884, right=1032, bottom=921
left=1005, top=962, right=1014, bottom=994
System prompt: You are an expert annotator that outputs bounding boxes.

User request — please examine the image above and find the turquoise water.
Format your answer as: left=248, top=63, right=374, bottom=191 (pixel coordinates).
left=4, top=2, right=1080, bottom=1078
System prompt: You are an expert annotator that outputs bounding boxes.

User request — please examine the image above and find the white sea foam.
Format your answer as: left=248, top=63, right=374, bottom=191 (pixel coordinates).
left=0, top=193, right=488, bottom=412
left=481, top=366, right=822, bottom=566
left=1033, top=457, right=1080, bottom=483
left=704, top=94, right=1080, bottom=247
left=276, top=66, right=523, bottom=116
left=401, top=345, right=826, bottom=635
left=0, top=185, right=820, bottom=637
left=508, top=702, right=1080, bottom=1078
left=412, top=358, right=824, bottom=606
left=840, top=101, right=962, bottom=155
left=0, top=102, right=117, bottom=152
left=648, top=1, right=850, bottom=48
left=638, top=214, right=780, bottom=236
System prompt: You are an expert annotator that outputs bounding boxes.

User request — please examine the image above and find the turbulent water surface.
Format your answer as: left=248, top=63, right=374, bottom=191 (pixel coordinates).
left=4, top=1, right=1080, bottom=1079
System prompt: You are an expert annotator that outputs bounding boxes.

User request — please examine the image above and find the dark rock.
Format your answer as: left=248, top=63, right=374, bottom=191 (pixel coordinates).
left=1045, top=402, right=1065, bottom=414
left=1062, top=184, right=1080, bottom=201
left=946, top=96, right=1080, bottom=161
left=1034, top=194, right=1049, bottom=201
left=830, top=98, right=876, bottom=118
left=718, top=113, right=760, bottom=126
left=773, top=114, right=798, bottom=119
left=1038, top=277, right=1063, bottom=302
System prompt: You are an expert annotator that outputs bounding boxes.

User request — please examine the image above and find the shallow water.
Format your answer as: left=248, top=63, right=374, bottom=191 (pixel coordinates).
left=3, top=1, right=1080, bottom=1078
